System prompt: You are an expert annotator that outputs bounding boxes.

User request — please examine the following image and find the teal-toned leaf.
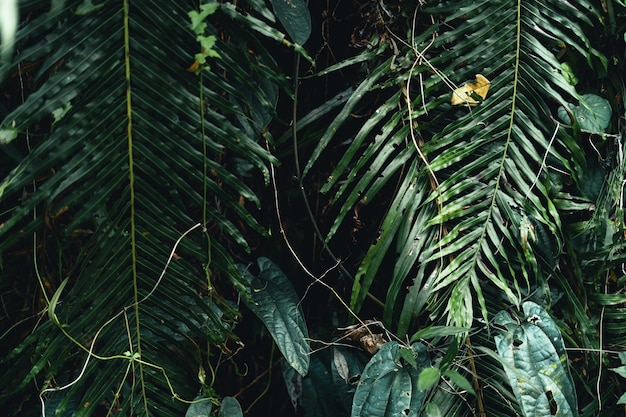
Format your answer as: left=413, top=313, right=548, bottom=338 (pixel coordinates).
left=557, top=93, right=611, bottom=133
left=302, top=354, right=350, bottom=417
left=219, top=397, right=243, bottom=417
left=239, top=257, right=310, bottom=375
left=611, top=365, right=626, bottom=379
left=494, top=301, right=577, bottom=417
left=352, top=342, right=429, bottom=417
left=185, top=396, right=213, bottom=417
left=269, top=0, right=311, bottom=45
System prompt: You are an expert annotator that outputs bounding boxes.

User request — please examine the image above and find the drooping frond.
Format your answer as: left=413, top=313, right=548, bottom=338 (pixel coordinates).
left=0, top=1, right=296, bottom=415
left=303, top=0, right=606, bottom=328
left=299, top=0, right=618, bottom=414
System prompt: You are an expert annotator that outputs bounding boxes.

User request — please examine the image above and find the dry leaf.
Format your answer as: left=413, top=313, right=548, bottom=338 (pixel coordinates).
left=451, top=74, right=491, bottom=106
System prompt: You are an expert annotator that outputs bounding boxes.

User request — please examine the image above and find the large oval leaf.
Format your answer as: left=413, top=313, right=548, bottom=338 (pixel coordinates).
left=269, top=0, right=311, bottom=45
left=219, top=396, right=243, bottom=417
left=239, top=257, right=310, bottom=376
left=352, top=342, right=429, bottom=417
left=494, top=301, right=577, bottom=417
left=185, top=396, right=212, bottom=417
left=557, top=93, right=611, bottom=133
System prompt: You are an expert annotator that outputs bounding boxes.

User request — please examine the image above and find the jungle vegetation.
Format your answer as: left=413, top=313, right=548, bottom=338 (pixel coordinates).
left=1, top=0, right=625, bottom=416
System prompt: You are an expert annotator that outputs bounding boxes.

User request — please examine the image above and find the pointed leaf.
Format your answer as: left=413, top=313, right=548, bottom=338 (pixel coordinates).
left=269, top=0, right=311, bottom=45
left=240, top=257, right=310, bottom=375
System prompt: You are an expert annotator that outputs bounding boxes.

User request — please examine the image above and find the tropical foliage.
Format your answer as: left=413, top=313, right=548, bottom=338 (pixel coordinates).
left=0, top=0, right=625, bottom=416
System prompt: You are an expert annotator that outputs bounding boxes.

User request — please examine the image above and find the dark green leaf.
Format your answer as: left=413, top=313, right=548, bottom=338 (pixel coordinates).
left=269, top=0, right=311, bottom=45
left=240, top=257, right=310, bottom=375
left=557, top=93, right=612, bottom=133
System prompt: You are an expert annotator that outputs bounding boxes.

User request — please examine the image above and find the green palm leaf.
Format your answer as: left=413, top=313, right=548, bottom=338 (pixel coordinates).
left=0, top=0, right=299, bottom=415
left=302, top=0, right=603, bottom=329
left=298, top=0, right=616, bottom=414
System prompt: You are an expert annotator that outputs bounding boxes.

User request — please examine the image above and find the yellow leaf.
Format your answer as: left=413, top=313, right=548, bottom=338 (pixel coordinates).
left=451, top=74, right=491, bottom=106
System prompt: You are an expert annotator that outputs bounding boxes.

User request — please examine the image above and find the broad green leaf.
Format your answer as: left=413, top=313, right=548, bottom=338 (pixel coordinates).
left=269, top=0, right=311, bottom=45
left=240, top=257, right=310, bottom=376
left=352, top=342, right=429, bottom=417
left=423, top=402, right=442, bottom=417
left=557, top=93, right=611, bottom=133
left=219, top=397, right=243, bottom=417
left=302, top=354, right=350, bottom=417
left=441, top=369, right=476, bottom=396
left=418, top=367, right=441, bottom=391
left=494, top=301, right=577, bottom=417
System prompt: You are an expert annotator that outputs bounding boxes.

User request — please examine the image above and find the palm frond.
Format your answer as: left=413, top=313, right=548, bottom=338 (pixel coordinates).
left=302, top=0, right=605, bottom=328
left=298, top=0, right=618, bottom=414
left=0, top=0, right=295, bottom=415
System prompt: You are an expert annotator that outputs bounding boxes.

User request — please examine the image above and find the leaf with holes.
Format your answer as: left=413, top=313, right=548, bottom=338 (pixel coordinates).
left=494, top=301, right=577, bottom=417
left=239, top=257, right=310, bottom=376
left=352, top=342, right=429, bottom=417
